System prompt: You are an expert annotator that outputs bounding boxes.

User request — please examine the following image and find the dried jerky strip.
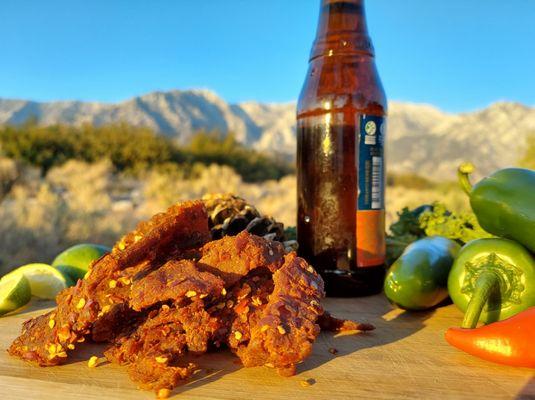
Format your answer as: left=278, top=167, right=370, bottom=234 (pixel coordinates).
left=8, top=255, right=119, bottom=365
left=9, top=201, right=210, bottom=366
left=318, top=311, right=375, bottom=333
left=198, top=231, right=285, bottom=286
left=233, top=253, right=325, bottom=376
left=130, top=260, right=225, bottom=312
left=113, top=200, right=211, bottom=268
left=105, top=302, right=220, bottom=392
left=91, top=303, right=146, bottom=343
left=127, top=357, right=197, bottom=393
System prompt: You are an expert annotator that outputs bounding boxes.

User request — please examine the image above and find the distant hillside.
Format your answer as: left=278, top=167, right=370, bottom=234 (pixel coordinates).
left=387, top=101, right=534, bottom=179
left=0, top=90, right=533, bottom=179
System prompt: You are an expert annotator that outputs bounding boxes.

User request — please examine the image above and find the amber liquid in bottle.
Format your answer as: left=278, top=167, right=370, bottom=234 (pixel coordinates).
left=297, top=0, right=387, bottom=296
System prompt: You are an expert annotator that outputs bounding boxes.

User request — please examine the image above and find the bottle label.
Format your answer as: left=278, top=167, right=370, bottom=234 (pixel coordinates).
left=358, top=115, right=385, bottom=210
left=356, top=114, right=386, bottom=267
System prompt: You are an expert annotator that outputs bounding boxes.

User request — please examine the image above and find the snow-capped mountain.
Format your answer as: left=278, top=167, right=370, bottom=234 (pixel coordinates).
left=0, top=89, right=533, bottom=179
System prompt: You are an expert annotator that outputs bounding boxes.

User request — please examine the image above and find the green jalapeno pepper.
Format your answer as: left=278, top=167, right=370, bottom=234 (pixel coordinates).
left=458, top=163, right=535, bottom=253
left=448, top=238, right=535, bottom=328
left=384, top=236, right=460, bottom=310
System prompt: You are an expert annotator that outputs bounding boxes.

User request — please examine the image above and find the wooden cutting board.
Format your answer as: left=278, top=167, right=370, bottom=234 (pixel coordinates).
left=0, top=295, right=533, bottom=400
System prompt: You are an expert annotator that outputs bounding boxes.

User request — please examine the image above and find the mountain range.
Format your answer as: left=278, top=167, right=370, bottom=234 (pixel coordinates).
left=0, top=89, right=533, bottom=179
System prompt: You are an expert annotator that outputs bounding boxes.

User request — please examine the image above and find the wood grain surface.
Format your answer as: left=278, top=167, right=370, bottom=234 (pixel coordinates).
left=0, top=295, right=533, bottom=399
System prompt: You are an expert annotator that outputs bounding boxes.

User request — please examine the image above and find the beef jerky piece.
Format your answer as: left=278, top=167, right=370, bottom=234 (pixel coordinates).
left=91, top=303, right=146, bottom=343
left=199, top=231, right=285, bottom=286
left=318, top=311, right=375, bottom=333
left=113, top=200, right=211, bottom=268
left=105, top=310, right=186, bottom=366
left=209, top=269, right=275, bottom=349
left=105, top=302, right=219, bottom=393
left=7, top=263, right=112, bottom=367
left=88, top=259, right=158, bottom=342
left=8, top=310, right=67, bottom=365
left=9, top=200, right=210, bottom=366
left=106, top=302, right=220, bottom=364
left=93, top=258, right=223, bottom=341
left=8, top=254, right=140, bottom=366
left=233, top=253, right=325, bottom=376
left=127, top=357, right=196, bottom=393
left=9, top=253, right=145, bottom=365
left=130, top=260, right=225, bottom=312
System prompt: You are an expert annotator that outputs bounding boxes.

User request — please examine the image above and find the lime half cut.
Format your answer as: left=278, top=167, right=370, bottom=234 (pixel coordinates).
left=0, top=273, right=31, bottom=316
left=9, top=263, right=68, bottom=300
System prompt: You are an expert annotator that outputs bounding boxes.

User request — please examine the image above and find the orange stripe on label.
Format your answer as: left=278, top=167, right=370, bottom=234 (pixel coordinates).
left=356, top=210, right=385, bottom=267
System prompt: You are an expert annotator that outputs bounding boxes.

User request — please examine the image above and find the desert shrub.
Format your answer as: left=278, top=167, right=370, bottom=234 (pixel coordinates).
left=0, top=182, right=66, bottom=272
left=141, top=164, right=243, bottom=214
left=0, top=123, right=293, bottom=181
left=520, top=134, right=535, bottom=169
left=185, top=131, right=294, bottom=181
left=386, top=172, right=436, bottom=190
left=76, top=123, right=184, bottom=172
left=0, top=121, right=183, bottom=175
left=0, top=123, right=77, bottom=175
left=0, top=157, right=20, bottom=201
left=0, top=161, right=137, bottom=275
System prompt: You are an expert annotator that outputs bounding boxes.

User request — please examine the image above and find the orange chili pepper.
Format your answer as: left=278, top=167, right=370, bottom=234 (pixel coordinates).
left=445, top=307, right=535, bottom=368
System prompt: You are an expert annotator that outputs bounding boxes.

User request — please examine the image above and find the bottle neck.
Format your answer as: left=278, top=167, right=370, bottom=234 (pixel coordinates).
left=310, top=0, right=374, bottom=61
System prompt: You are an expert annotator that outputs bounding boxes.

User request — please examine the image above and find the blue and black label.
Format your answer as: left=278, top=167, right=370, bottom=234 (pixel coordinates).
left=358, top=115, right=385, bottom=211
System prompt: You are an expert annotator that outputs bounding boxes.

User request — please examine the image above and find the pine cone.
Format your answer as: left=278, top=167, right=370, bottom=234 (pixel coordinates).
left=202, top=193, right=296, bottom=251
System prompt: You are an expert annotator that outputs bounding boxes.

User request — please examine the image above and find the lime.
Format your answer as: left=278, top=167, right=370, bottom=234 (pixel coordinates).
left=52, top=243, right=111, bottom=282
left=0, top=272, right=32, bottom=316
left=7, top=263, right=68, bottom=299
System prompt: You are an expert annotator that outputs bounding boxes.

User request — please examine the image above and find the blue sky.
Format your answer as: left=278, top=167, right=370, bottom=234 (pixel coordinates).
left=0, top=0, right=533, bottom=112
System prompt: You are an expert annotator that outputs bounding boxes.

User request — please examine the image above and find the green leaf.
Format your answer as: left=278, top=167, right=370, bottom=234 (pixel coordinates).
left=418, top=202, right=493, bottom=244
left=385, top=206, right=429, bottom=266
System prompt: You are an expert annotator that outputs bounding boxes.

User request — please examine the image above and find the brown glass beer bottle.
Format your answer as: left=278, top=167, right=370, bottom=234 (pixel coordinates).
left=297, top=0, right=387, bottom=296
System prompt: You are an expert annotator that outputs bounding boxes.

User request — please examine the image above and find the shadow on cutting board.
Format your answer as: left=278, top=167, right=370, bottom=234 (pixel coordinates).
left=167, top=295, right=434, bottom=396
left=147, top=295, right=436, bottom=396
left=516, top=377, right=535, bottom=399
left=298, top=294, right=435, bottom=374
left=171, top=351, right=242, bottom=396
left=3, top=295, right=434, bottom=397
